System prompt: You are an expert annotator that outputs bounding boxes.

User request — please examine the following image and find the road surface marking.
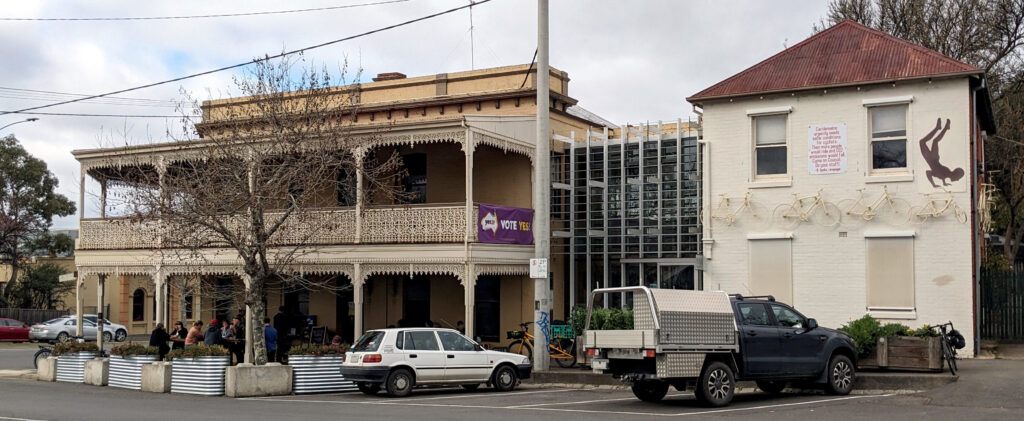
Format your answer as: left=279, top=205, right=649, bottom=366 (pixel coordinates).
left=0, top=416, right=49, bottom=421
left=513, top=393, right=691, bottom=408
left=247, top=392, right=893, bottom=417
left=242, top=388, right=572, bottom=404
left=669, top=394, right=895, bottom=417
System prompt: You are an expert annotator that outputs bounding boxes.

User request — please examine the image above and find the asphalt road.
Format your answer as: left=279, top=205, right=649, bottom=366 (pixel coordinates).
left=0, top=343, right=39, bottom=370
left=0, top=359, right=1020, bottom=420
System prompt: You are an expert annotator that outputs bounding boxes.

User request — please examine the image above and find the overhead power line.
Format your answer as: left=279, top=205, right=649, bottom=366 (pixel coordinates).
left=0, top=111, right=185, bottom=118
left=0, top=0, right=409, bottom=21
left=0, top=87, right=173, bottom=104
left=0, top=0, right=492, bottom=117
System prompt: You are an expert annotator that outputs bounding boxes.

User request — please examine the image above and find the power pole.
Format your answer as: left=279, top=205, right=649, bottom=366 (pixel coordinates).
left=532, top=0, right=551, bottom=372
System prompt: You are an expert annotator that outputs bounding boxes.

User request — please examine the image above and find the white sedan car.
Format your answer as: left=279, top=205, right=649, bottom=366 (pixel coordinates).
left=340, top=328, right=531, bottom=397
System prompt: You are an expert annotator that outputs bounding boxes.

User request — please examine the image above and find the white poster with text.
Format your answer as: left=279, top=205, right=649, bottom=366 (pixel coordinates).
left=808, top=123, right=847, bottom=174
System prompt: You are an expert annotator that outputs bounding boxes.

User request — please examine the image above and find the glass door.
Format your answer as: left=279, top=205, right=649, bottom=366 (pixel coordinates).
left=658, top=265, right=695, bottom=290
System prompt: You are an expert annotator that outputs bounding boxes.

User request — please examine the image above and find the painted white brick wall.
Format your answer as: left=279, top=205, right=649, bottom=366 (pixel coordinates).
left=701, top=78, right=977, bottom=356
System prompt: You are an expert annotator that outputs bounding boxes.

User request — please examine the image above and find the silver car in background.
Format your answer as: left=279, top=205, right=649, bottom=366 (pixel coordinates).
left=29, top=316, right=128, bottom=343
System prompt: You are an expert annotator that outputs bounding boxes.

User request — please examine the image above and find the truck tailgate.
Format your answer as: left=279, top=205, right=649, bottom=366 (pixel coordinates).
left=584, top=329, right=658, bottom=349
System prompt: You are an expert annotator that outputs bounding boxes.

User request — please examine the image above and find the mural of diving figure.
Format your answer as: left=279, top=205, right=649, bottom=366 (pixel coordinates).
left=920, top=118, right=964, bottom=188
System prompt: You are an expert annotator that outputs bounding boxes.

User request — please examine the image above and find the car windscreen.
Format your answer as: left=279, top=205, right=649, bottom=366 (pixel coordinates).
left=351, top=331, right=386, bottom=352
left=42, top=318, right=62, bottom=325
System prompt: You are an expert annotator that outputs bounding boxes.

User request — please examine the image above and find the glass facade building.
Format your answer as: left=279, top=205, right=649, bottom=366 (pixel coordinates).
left=552, top=120, right=702, bottom=309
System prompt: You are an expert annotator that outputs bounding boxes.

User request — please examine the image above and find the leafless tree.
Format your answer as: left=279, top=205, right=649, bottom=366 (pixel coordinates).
left=104, top=55, right=406, bottom=364
left=818, top=0, right=1024, bottom=262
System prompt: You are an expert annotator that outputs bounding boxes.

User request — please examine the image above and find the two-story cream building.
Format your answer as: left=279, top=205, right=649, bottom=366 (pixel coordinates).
left=71, top=64, right=611, bottom=346
left=687, top=21, right=995, bottom=355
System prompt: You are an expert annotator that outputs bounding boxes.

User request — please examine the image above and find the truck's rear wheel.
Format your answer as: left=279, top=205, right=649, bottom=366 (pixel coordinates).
left=755, top=380, right=787, bottom=394
left=631, top=380, right=669, bottom=402
left=695, top=362, right=735, bottom=407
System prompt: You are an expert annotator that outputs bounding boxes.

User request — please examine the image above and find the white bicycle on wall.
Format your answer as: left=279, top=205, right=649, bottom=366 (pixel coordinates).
left=773, top=188, right=842, bottom=229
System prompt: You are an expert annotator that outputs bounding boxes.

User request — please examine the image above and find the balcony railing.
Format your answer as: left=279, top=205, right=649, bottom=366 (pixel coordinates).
left=78, top=204, right=479, bottom=250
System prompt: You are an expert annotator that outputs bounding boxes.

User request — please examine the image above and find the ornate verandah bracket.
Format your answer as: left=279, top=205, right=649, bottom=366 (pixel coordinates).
left=473, top=264, right=530, bottom=279
left=471, top=131, right=535, bottom=164
left=359, top=263, right=467, bottom=286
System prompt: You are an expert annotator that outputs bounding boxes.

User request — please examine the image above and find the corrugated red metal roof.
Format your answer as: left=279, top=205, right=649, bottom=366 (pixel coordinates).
left=687, top=20, right=981, bottom=102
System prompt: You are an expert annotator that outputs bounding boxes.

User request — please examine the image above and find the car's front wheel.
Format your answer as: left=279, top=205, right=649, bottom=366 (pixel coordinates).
left=115, top=329, right=127, bottom=342
left=825, top=354, right=855, bottom=395
left=631, top=380, right=669, bottom=402
left=491, top=365, right=518, bottom=392
left=357, top=382, right=380, bottom=395
left=385, top=368, right=414, bottom=397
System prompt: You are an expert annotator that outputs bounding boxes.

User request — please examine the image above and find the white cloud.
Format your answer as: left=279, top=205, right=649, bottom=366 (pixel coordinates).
left=0, top=0, right=829, bottom=229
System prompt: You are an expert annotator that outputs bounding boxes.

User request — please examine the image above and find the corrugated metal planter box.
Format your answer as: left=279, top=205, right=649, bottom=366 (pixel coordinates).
left=171, top=356, right=230, bottom=396
left=56, top=352, right=97, bottom=383
left=109, top=355, right=159, bottom=390
left=290, top=355, right=356, bottom=394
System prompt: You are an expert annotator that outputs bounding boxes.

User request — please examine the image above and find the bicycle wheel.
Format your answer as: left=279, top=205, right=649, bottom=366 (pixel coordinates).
left=509, top=340, right=533, bottom=364
left=745, top=200, right=772, bottom=230
left=878, top=198, right=911, bottom=226
left=811, top=201, right=842, bottom=228
left=954, top=204, right=968, bottom=224
left=939, top=333, right=957, bottom=376
left=773, top=204, right=801, bottom=230
left=552, top=339, right=577, bottom=368
left=835, top=199, right=866, bottom=225
left=906, top=206, right=929, bottom=225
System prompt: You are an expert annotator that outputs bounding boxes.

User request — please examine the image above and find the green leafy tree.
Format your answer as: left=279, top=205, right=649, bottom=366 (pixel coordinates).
left=0, top=136, right=76, bottom=301
left=27, top=232, right=75, bottom=257
left=4, top=263, right=71, bottom=309
left=818, top=0, right=1024, bottom=263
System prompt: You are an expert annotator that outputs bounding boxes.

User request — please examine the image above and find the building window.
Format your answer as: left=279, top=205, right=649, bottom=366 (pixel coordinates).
left=869, top=105, right=908, bottom=170
left=336, top=167, right=357, bottom=207
left=132, top=289, right=145, bottom=322
left=753, top=114, right=787, bottom=176
left=184, top=294, right=194, bottom=320
left=866, top=237, right=915, bottom=311
left=401, top=153, right=427, bottom=204
left=474, top=275, right=501, bottom=342
left=748, top=238, right=793, bottom=305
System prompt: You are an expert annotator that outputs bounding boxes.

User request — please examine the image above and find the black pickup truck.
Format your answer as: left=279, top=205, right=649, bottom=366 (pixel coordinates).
left=584, top=287, right=858, bottom=407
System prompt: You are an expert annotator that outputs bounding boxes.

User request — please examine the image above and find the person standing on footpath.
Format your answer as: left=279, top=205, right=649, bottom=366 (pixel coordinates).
left=185, top=321, right=204, bottom=348
left=170, top=321, right=188, bottom=351
left=149, top=323, right=171, bottom=360
left=273, top=306, right=289, bottom=361
left=231, top=316, right=245, bottom=364
left=204, top=319, right=223, bottom=346
left=264, top=318, right=278, bottom=363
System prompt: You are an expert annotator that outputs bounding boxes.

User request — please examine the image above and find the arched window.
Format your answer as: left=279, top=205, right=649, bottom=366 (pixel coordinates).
left=132, top=289, right=145, bottom=321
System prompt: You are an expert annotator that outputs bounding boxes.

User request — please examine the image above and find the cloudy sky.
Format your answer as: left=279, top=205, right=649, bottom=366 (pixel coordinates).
left=0, top=0, right=829, bottom=229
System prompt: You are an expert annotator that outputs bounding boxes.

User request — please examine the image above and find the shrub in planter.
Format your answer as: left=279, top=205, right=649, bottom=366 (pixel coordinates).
left=839, top=314, right=945, bottom=371
left=288, top=344, right=355, bottom=394
left=288, top=343, right=349, bottom=357
left=839, top=315, right=937, bottom=358
left=168, top=344, right=230, bottom=396
left=54, top=342, right=99, bottom=383
left=110, top=344, right=158, bottom=357
left=109, top=344, right=160, bottom=390
left=52, top=341, right=99, bottom=357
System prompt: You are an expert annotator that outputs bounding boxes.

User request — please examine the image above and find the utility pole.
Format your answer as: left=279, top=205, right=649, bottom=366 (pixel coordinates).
left=96, top=274, right=106, bottom=352
left=532, top=0, right=551, bottom=372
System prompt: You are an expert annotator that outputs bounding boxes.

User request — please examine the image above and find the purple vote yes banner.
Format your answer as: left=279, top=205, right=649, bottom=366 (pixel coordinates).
left=477, top=203, right=534, bottom=245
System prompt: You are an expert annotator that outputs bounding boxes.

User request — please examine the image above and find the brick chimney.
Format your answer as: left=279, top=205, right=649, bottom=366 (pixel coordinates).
left=372, top=72, right=407, bottom=82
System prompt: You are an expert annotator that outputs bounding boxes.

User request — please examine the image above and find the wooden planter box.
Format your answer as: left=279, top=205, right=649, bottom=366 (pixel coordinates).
left=859, top=336, right=943, bottom=371
left=170, top=356, right=230, bottom=396
left=289, top=355, right=356, bottom=394
left=55, top=352, right=97, bottom=383
left=109, top=355, right=159, bottom=390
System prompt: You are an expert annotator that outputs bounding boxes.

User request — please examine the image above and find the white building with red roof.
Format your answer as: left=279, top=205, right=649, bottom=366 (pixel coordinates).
left=687, top=20, right=996, bottom=356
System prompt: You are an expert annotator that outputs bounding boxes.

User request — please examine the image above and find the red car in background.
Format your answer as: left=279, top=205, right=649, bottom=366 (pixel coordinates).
left=0, top=318, right=30, bottom=342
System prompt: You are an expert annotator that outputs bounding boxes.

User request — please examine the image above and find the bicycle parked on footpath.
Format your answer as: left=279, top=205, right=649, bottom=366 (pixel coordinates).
left=507, top=321, right=577, bottom=368
left=928, top=321, right=966, bottom=376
